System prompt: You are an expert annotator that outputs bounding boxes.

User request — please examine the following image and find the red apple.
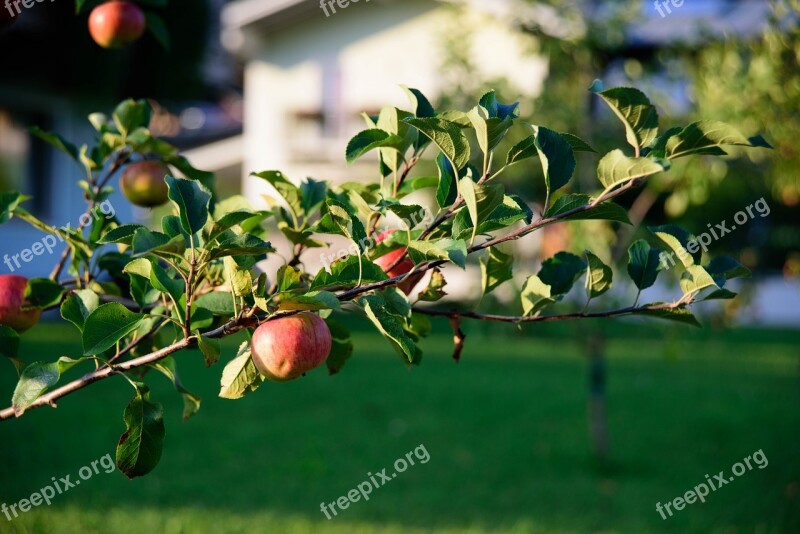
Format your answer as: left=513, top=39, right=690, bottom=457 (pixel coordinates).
left=119, top=161, right=170, bottom=208
left=251, top=312, right=331, bottom=382
left=373, top=230, right=424, bottom=295
left=88, top=1, right=146, bottom=49
left=0, top=275, right=41, bottom=333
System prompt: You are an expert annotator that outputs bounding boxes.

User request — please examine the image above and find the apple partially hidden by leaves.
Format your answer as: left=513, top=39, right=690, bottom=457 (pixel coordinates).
left=120, top=161, right=170, bottom=208
left=0, top=275, right=41, bottom=333
left=373, top=230, right=424, bottom=295
left=88, top=1, right=146, bottom=49
left=251, top=312, right=332, bottom=382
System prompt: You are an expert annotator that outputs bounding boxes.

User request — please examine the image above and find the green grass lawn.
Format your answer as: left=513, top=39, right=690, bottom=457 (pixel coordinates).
left=0, top=319, right=798, bottom=533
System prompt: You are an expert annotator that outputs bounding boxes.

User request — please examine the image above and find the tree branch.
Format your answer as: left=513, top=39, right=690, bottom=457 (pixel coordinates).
left=413, top=301, right=684, bottom=324
left=0, top=178, right=650, bottom=423
left=0, top=314, right=256, bottom=421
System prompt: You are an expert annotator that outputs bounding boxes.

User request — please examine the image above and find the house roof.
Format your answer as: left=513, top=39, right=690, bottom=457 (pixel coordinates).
left=222, top=0, right=772, bottom=44
left=222, top=0, right=318, bottom=31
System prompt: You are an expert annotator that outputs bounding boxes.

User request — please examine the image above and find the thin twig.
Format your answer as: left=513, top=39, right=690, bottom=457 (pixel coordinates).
left=412, top=301, right=684, bottom=324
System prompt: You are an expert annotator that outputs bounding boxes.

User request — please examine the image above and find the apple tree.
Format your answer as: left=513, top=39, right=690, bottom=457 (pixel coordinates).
left=0, top=83, right=770, bottom=478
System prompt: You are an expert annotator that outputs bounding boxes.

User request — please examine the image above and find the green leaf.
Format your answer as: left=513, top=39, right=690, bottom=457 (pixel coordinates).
left=325, top=318, right=354, bottom=375
left=561, top=133, right=597, bottom=153
left=360, top=295, right=417, bottom=363
left=116, top=383, right=165, bottom=479
left=144, top=11, right=170, bottom=50
left=151, top=357, right=201, bottom=421
left=165, top=155, right=216, bottom=195
left=704, top=256, right=751, bottom=287
left=82, top=303, right=145, bottom=356
left=311, top=255, right=389, bottom=290
left=458, top=178, right=504, bottom=244
left=253, top=171, right=304, bottom=224
left=165, top=176, right=212, bottom=236
left=536, top=127, right=576, bottom=196
left=402, top=86, right=436, bottom=119
left=382, top=287, right=412, bottom=318
left=597, top=150, right=664, bottom=190
left=680, top=265, right=718, bottom=296
left=406, top=239, right=468, bottom=269
left=98, top=224, right=146, bottom=245
left=207, top=233, right=274, bottom=261
left=219, top=341, right=263, bottom=399
left=194, top=292, right=236, bottom=317
left=467, top=106, right=513, bottom=155
left=546, top=194, right=631, bottom=225
left=377, top=199, right=427, bottom=228
left=224, top=256, right=253, bottom=298
left=29, top=127, right=79, bottom=162
left=452, top=194, right=533, bottom=239
left=12, top=357, right=85, bottom=415
left=162, top=215, right=185, bottom=239
left=24, top=278, right=65, bottom=309
left=276, top=265, right=304, bottom=293
left=627, top=240, right=662, bottom=291
left=436, top=153, right=459, bottom=208
left=634, top=305, right=701, bottom=327
left=196, top=334, right=221, bottom=367
left=323, top=198, right=369, bottom=253
left=123, top=257, right=153, bottom=279
left=346, top=129, right=405, bottom=164
left=377, top=107, right=416, bottom=172
left=0, top=325, right=20, bottom=360
left=698, top=288, right=738, bottom=302
left=279, top=291, right=341, bottom=312
left=506, top=135, right=537, bottom=166
left=0, top=192, right=25, bottom=225
left=592, top=86, right=659, bottom=150
left=588, top=79, right=605, bottom=92
left=397, top=175, right=438, bottom=198
left=60, top=289, right=101, bottom=332
left=666, top=121, right=772, bottom=159
left=149, top=262, right=185, bottom=310
left=650, top=224, right=700, bottom=268
left=538, top=252, right=587, bottom=297
left=300, top=177, right=327, bottom=214
left=132, top=227, right=186, bottom=257
left=521, top=275, right=554, bottom=316
left=418, top=269, right=447, bottom=302
left=481, top=248, right=514, bottom=295
left=113, top=99, right=152, bottom=137
left=585, top=252, right=612, bottom=299
left=126, top=267, right=160, bottom=309
left=479, top=91, right=519, bottom=120
left=646, top=126, right=684, bottom=158
left=405, top=117, right=471, bottom=170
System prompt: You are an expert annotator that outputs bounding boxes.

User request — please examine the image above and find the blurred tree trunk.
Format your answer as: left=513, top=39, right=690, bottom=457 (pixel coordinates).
left=586, top=332, right=609, bottom=462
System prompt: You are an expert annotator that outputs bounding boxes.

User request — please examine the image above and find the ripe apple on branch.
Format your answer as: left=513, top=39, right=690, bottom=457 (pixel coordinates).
left=79, top=0, right=170, bottom=50
left=0, top=83, right=771, bottom=478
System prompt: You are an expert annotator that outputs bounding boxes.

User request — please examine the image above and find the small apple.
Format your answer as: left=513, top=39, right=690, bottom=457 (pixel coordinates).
left=373, top=230, right=424, bottom=295
left=120, top=161, right=170, bottom=208
left=88, top=1, right=146, bottom=49
left=0, top=275, right=41, bottom=333
left=251, top=312, right=331, bottom=382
